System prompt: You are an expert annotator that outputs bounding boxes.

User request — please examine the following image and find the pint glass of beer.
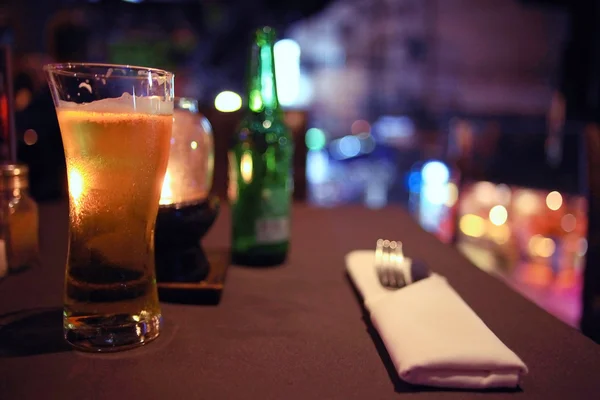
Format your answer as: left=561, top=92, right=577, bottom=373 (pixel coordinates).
left=44, top=63, right=174, bottom=352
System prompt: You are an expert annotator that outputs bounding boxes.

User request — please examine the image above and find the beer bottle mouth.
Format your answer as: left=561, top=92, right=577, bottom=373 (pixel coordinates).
left=255, top=26, right=277, bottom=45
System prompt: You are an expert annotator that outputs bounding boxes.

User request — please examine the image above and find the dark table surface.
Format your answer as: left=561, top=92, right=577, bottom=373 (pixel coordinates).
left=1, top=202, right=599, bottom=399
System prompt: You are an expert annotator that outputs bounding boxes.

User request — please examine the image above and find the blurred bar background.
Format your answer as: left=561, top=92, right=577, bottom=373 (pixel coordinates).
left=2, top=0, right=600, bottom=340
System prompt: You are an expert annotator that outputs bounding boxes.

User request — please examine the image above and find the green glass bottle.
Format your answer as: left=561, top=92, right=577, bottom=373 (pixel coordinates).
left=228, top=26, right=293, bottom=267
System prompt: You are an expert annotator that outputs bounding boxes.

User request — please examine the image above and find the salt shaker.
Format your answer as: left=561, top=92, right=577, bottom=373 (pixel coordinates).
left=0, top=163, right=40, bottom=276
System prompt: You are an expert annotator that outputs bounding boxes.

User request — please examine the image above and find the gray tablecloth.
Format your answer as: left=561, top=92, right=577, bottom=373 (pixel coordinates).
left=1, top=202, right=599, bottom=399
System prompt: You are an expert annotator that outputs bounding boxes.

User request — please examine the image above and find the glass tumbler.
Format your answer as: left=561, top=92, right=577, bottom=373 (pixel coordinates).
left=45, top=63, right=174, bottom=352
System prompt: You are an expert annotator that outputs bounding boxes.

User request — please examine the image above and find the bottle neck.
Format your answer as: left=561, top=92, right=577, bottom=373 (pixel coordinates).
left=246, top=28, right=280, bottom=115
left=1, top=183, right=28, bottom=204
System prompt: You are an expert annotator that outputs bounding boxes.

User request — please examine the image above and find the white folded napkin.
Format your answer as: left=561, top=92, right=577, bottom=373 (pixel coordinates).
left=346, top=250, right=528, bottom=389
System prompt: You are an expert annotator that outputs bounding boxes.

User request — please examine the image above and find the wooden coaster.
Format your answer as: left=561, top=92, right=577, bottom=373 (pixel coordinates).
left=157, top=248, right=230, bottom=305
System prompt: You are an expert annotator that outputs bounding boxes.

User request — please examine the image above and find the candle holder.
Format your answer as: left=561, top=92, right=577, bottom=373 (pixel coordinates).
left=154, top=98, right=224, bottom=304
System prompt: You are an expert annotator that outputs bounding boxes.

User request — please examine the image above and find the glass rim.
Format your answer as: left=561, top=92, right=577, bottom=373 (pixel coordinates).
left=43, top=62, right=173, bottom=80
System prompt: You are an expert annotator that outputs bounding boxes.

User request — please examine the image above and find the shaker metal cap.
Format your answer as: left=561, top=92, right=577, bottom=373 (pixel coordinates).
left=0, top=163, right=29, bottom=189
left=0, top=163, right=29, bottom=177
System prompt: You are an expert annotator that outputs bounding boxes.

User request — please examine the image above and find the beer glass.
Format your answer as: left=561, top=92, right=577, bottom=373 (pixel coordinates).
left=45, top=63, right=174, bottom=352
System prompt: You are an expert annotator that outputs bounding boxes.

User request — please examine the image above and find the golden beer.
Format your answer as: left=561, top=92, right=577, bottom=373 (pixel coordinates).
left=57, top=105, right=171, bottom=351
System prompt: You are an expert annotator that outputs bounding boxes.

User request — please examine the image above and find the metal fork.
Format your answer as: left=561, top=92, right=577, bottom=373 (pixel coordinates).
left=375, top=239, right=408, bottom=289
left=375, top=239, right=431, bottom=289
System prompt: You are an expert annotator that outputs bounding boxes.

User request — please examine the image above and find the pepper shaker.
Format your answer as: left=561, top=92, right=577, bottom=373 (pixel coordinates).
left=0, top=163, right=40, bottom=275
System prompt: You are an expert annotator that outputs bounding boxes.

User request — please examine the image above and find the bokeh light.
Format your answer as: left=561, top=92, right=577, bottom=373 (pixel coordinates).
left=445, top=182, right=459, bottom=207
left=546, top=191, right=563, bottom=211
left=274, top=39, right=301, bottom=107
left=561, top=214, right=576, bottom=232
left=514, top=190, right=540, bottom=215
left=538, top=237, right=556, bottom=258
left=358, top=133, right=376, bottom=154
left=474, top=181, right=496, bottom=206
left=459, top=214, right=485, bottom=238
left=489, top=205, right=508, bottom=226
left=406, top=171, right=421, bottom=193
left=24, top=129, right=38, bottom=146
left=306, top=149, right=329, bottom=184
left=421, top=161, right=450, bottom=185
left=578, top=238, right=588, bottom=257
left=351, top=119, right=371, bottom=135
left=423, top=183, right=448, bottom=206
left=305, top=128, right=327, bottom=151
left=214, top=91, right=242, bottom=112
left=528, top=235, right=556, bottom=258
left=488, top=224, right=510, bottom=245
left=240, top=152, right=253, bottom=183
left=337, top=135, right=361, bottom=158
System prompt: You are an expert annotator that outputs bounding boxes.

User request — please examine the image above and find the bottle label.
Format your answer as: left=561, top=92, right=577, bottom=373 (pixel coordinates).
left=256, top=217, right=289, bottom=243
left=255, top=187, right=290, bottom=244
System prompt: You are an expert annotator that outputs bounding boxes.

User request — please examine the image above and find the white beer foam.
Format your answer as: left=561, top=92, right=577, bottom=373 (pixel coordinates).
left=59, top=92, right=173, bottom=115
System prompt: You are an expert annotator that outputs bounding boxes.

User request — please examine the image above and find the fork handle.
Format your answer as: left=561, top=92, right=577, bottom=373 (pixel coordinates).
left=408, top=259, right=431, bottom=284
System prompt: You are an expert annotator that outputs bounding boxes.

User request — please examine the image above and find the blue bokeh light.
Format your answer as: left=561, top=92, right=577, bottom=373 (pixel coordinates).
left=421, top=160, right=450, bottom=185
left=406, top=171, right=421, bottom=193
left=338, top=135, right=361, bottom=158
